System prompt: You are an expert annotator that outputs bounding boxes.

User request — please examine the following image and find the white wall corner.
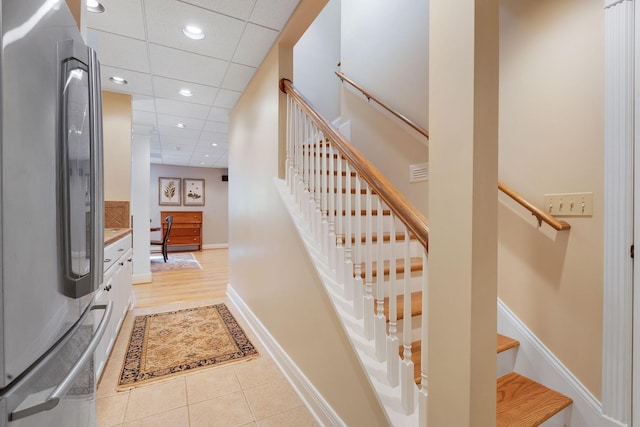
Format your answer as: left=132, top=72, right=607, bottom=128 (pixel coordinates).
left=132, top=273, right=152, bottom=284
left=226, top=284, right=347, bottom=427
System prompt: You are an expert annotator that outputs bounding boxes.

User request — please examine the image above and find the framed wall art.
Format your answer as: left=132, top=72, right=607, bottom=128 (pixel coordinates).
left=183, top=178, right=205, bottom=206
left=158, top=177, right=181, bottom=205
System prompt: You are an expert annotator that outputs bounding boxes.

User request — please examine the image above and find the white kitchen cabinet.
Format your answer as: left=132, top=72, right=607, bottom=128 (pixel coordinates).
left=95, top=233, right=133, bottom=381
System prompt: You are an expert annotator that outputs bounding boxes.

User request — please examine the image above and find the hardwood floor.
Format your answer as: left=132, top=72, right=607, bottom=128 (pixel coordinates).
left=133, top=249, right=229, bottom=308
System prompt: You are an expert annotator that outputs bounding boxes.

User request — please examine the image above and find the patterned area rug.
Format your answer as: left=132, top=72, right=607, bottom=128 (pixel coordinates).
left=150, top=252, right=202, bottom=272
left=117, top=304, right=258, bottom=390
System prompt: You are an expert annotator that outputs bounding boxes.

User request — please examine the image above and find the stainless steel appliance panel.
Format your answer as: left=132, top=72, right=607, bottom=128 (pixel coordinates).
left=0, top=0, right=98, bottom=389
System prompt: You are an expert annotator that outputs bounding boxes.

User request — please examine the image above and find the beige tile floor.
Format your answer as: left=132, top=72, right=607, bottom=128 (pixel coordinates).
left=96, top=298, right=319, bottom=427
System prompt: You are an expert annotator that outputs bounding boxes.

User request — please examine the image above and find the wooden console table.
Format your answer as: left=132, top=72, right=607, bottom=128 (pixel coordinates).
left=160, top=211, right=203, bottom=251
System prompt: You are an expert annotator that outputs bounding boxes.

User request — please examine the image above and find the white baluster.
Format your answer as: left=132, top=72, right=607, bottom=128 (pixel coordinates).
left=363, top=184, right=374, bottom=340
left=328, top=140, right=336, bottom=272
left=344, top=164, right=354, bottom=301
left=335, top=153, right=345, bottom=284
left=314, top=128, right=322, bottom=243
left=401, top=226, right=415, bottom=414
left=387, top=216, right=399, bottom=386
left=375, top=197, right=387, bottom=361
left=320, top=134, right=329, bottom=258
left=353, top=177, right=363, bottom=319
left=306, top=119, right=314, bottom=226
left=419, top=248, right=428, bottom=425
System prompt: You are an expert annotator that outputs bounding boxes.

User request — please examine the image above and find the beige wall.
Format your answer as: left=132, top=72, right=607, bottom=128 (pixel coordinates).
left=338, top=0, right=429, bottom=215
left=498, top=0, right=604, bottom=398
left=103, top=91, right=132, bottom=202
left=228, top=1, right=388, bottom=424
left=150, top=164, right=228, bottom=245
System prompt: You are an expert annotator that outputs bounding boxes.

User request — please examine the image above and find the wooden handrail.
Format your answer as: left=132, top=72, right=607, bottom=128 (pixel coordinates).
left=498, top=181, right=570, bottom=231
left=335, top=71, right=430, bottom=139
left=280, top=78, right=430, bottom=249
left=334, top=71, right=570, bottom=232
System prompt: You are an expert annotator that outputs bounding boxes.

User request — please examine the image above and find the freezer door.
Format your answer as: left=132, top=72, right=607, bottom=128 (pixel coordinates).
left=0, top=302, right=112, bottom=427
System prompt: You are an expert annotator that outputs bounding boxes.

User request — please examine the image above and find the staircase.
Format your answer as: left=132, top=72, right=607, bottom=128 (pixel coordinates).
left=280, top=78, right=573, bottom=426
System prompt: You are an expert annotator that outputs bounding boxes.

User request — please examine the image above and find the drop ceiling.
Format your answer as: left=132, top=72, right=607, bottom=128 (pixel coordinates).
left=86, top=0, right=300, bottom=169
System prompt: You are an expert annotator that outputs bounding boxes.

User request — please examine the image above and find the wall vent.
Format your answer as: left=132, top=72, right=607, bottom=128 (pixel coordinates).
left=409, top=162, right=428, bottom=183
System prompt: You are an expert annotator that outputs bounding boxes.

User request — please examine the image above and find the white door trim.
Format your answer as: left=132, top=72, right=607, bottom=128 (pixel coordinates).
left=603, top=0, right=634, bottom=425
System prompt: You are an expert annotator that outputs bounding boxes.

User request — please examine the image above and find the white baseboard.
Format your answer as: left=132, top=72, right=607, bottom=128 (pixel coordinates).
left=132, top=273, right=152, bottom=284
left=498, top=299, right=627, bottom=427
left=203, top=243, right=229, bottom=249
left=227, top=284, right=346, bottom=427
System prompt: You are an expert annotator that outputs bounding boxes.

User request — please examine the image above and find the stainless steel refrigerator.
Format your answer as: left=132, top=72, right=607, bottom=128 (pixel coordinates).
left=0, top=1, right=110, bottom=426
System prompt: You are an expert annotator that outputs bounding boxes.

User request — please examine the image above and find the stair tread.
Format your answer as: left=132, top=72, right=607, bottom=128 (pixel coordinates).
left=382, top=291, right=422, bottom=321
left=335, top=209, right=391, bottom=216
left=350, top=231, right=417, bottom=244
left=400, top=333, right=522, bottom=383
left=497, top=334, right=520, bottom=354
left=355, top=257, right=423, bottom=278
left=496, top=372, right=572, bottom=427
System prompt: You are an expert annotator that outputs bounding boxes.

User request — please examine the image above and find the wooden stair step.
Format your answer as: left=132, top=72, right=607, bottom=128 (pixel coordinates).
left=497, top=333, right=520, bottom=354
left=497, top=372, right=572, bottom=427
left=355, top=257, right=423, bottom=278
left=382, top=291, right=422, bottom=321
left=349, top=231, right=417, bottom=244
left=335, top=209, right=391, bottom=216
left=401, top=334, right=522, bottom=385
left=326, top=170, right=358, bottom=177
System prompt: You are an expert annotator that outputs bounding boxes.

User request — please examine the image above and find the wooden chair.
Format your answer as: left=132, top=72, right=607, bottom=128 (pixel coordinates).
left=151, top=215, right=172, bottom=262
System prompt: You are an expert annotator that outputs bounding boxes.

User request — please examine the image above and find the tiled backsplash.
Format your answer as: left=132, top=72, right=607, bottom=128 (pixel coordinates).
left=105, top=201, right=130, bottom=228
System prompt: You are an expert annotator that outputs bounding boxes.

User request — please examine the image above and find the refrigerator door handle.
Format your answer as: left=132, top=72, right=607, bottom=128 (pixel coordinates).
left=8, top=301, right=113, bottom=422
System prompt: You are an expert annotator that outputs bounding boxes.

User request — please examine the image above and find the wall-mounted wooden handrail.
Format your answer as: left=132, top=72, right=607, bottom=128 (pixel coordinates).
left=498, top=181, right=570, bottom=231
left=280, top=78, right=430, bottom=249
left=334, top=71, right=570, bottom=232
left=335, top=71, right=430, bottom=140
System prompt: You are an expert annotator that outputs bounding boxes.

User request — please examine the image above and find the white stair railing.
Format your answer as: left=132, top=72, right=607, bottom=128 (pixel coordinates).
left=281, top=78, right=430, bottom=423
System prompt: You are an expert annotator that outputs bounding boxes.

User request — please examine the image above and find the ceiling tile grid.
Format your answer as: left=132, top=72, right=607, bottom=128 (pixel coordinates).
left=86, top=0, right=301, bottom=168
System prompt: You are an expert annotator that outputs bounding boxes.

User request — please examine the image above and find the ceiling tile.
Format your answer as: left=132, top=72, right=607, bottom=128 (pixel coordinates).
left=132, top=110, right=157, bottom=126
left=154, top=99, right=211, bottom=120
left=203, top=121, right=229, bottom=133
left=132, top=123, right=157, bottom=136
left=145, top=0, right=245, bottom=61
left=88, top=30, right=150, bottom=73
left=199, top=131, right=228, bottom=144
left=207, top=107, right=231, bottom=123
left=156, top=113, right=205, bottom=131
left=149, top=44, right=228, bottom=87
left=180, top=0, right=257, bottom=21
left=221, top=63, right=256, bottom=91
left=213, top=89, right=241, bottom=109
left=157, top=124, right=202, bottom=140
left=101, top=66, right=153, bottom=96
left=250, top=0, right=299, bottom=31
left=86, top=0, right=146, bottom=40
left=152, top=76, right=219, bottom=105
left=231, top=23, right=278, bottom=67
left=132, top=95, right=156, bottom=113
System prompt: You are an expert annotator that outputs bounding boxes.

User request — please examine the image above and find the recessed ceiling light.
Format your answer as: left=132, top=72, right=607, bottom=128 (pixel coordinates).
left=87, top=0, right=105, bottom=13
left=204, top=154, right=209, bottom=157
left=178, top=89, right=193, bottom=97
left=211, top=143, right=218, bottom=147
left=182, top=25, right=205, bottom=40
left=109, top=76, right=127, bottom=85
left=176, top=123, right=186, bottom=129
left=200, top=162, right=205, bottom=165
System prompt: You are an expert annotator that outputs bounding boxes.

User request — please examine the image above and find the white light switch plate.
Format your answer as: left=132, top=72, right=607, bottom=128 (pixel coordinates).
left=543, top=192, right=593, bottom=217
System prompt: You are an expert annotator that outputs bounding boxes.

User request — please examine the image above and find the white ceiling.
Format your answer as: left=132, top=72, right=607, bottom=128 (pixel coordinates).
left=86, top=0, right=300, bottom=169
